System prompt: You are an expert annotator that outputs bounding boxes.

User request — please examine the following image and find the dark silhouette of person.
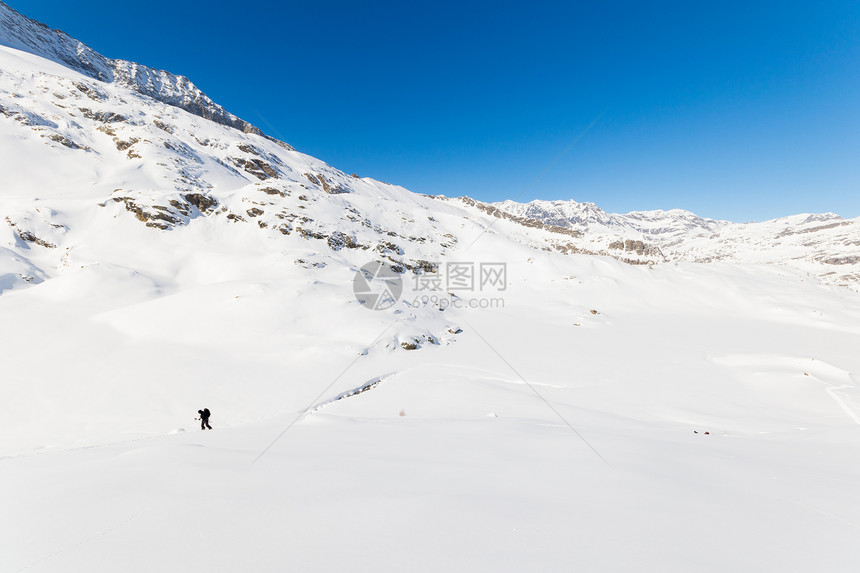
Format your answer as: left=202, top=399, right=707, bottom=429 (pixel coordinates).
left=198, top=408, right=212, bottom=430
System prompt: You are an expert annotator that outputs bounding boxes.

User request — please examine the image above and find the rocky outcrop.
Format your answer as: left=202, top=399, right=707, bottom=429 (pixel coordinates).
left=305, top=173, right=349, bottom=195
left=608, top=239, right=663, bottom=258
left=101, top=191, right=218, bottom=229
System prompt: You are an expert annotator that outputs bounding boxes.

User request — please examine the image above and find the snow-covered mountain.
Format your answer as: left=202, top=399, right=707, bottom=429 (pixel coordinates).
left=0, top=43, right=660, bottom=300
left=1, top=0, right=857, bottom=295
left=495, top=198, right=725, bottom=237
left=494, top=199, right=860, bottom=291
left=3, top=5, right=860, bottom=573
left=0, top=1, right=260, bottom=134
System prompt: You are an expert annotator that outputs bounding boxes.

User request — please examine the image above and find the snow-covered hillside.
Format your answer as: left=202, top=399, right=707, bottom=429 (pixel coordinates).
left=2, top=4, right=860, bottom=573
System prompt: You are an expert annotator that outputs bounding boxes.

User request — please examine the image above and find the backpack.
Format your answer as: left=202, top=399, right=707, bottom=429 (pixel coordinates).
left=203, top=408, right=210, bottom=418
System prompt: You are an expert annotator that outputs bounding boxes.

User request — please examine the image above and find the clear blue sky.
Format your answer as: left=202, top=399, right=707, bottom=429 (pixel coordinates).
left=9, top=0, right=860, bottom=221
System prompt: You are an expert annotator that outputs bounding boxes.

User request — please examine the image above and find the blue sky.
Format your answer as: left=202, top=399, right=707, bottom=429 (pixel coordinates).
left=9, top=0, right=860, bottom=221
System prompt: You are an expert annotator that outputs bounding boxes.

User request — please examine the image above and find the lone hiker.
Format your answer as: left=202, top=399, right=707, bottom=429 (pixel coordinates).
left=197, top=408, right=212, bottom=430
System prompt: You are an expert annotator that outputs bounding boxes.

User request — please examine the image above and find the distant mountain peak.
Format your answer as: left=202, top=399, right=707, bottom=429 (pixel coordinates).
left=493, top=198, right=725, bottom=238
left=0, top=0, right=261, bottom=135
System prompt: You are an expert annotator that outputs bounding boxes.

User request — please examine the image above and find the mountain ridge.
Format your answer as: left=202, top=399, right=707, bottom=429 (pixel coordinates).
left=0, top=3, right=858, bottom=294
left=0, top=0, right=261, bottom=134
left=490, top=198, right=859, bottom=291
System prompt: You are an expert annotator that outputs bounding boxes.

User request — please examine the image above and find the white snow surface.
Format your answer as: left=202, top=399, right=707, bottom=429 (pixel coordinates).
left=2, top=10, right=860, bottom=573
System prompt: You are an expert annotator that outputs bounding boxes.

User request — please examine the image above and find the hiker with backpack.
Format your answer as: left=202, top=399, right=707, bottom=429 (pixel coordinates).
left=197, top=408, right=212, bottom=430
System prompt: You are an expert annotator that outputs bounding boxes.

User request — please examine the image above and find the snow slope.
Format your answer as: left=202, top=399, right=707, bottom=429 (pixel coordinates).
left=2, top=5, right=860, bottom=573
left=3, top=252, right=860, bottom=573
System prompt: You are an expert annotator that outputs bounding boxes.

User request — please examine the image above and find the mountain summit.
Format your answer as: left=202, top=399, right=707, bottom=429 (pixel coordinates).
left=0, top=1, right=260, bottom=134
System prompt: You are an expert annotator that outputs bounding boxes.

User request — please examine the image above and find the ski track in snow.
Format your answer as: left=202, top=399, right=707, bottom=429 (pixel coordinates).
left=710, top=353, right=860, bottom=425
left=13, top=507, right=150, bottom=573
left=765, top=491, right=860, bottom=531
left=815, top=374, right=860, bottom=425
